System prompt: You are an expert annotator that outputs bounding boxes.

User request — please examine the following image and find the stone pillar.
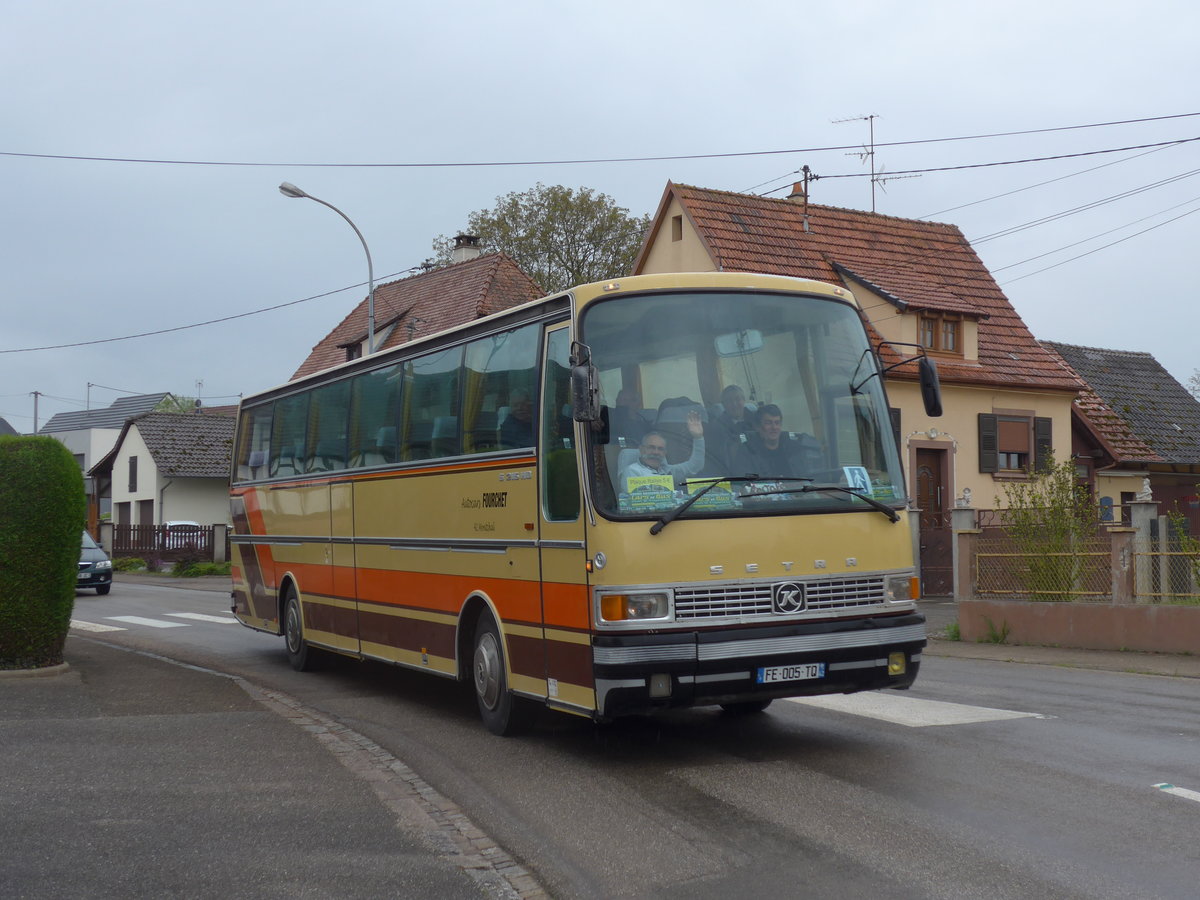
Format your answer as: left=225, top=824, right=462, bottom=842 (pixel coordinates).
left=956, top=529, right=981, bottom=601
left=100, top=520, right=114, bottom=554
left=1128, top=500, right=1159, bottom=602
left=212, top=524, right=227, bottom=564
left=1108, top=528, right=1134, bottom=605
left=951, top=506, right=976, bottom=602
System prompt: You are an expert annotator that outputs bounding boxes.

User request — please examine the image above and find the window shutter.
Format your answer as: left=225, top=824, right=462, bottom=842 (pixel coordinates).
left=889, top=407, right=901, bottom=452
left=978, top=414, right=998, bottom=473
left=1034, top=417, right=1053, bottom=472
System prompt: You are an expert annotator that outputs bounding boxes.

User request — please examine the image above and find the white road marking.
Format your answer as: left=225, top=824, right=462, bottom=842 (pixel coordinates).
left=70, top=620, right=126, bottom=633
left=105, top=616, right=189, bottom=629
left=166, top=612, right=239, bottom=624
left=786, top=692, right=1044, bottom=727
left=1154, top=783, right=1200, bottom=803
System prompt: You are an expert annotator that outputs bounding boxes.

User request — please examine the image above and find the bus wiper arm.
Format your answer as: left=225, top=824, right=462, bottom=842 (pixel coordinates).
left=740, top=482, right=901, bottom=523
left=800, top=484, right=901, bottom=523
left=649, top=476, right=763, bottom=535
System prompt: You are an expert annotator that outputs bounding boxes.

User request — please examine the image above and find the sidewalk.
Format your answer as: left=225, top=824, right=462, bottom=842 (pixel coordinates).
left=917, top=598, right=1200, bottom=679
left=0, top=637, right=543, bottom=899
left=113, top=570, right=232, bottom=593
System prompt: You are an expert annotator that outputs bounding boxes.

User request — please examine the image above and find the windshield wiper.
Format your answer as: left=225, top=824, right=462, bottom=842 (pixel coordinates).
left=739, top=482, right=901, bottom=522
left=649, top=475, right=768, bottom=535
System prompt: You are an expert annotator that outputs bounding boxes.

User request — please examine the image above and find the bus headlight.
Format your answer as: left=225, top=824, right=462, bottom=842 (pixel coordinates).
left=885, top=575, right=918, bottom=603
left=600, top=592, right=670, bottom=622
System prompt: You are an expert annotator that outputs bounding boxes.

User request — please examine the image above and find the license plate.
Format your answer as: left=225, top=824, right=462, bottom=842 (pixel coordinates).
left=77, top=572, right=90, bottom=581
left=756, top=663, right=825, bottom=684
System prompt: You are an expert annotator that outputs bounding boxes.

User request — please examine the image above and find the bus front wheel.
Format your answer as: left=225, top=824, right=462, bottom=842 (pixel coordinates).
left=472, top=614, right=533, bottom=736
left=283, top=588, right=316, bottom=672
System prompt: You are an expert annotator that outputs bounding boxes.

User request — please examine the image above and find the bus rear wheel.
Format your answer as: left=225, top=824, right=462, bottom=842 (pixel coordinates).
left=283, top=587, right=317, bottom=672
left=472, top=614, right=533, bottom=736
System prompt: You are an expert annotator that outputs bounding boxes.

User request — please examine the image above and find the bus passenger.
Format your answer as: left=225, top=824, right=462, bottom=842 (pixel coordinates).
left=499, top=388, right=535, bottom=449
left=619, top=411, right=705, bottom=493
left=710, top=384, right=755, bottom=467
left=732, top=404, right=822, bottom=479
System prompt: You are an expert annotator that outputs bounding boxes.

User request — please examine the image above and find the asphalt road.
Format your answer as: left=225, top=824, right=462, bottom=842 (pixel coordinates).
left=46, top=577, right=1200, bottom=898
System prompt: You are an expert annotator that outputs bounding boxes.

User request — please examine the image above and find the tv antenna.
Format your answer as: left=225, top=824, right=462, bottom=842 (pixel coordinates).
left=832, top=114, right=919, bottom=211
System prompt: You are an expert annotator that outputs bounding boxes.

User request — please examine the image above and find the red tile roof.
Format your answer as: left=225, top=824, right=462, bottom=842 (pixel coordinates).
left=291, top=254, right=544, bottom=380
left=640, top=183, right=1082, bottom=393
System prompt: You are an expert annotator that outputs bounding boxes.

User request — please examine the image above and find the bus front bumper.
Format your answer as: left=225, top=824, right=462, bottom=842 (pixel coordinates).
left=591, top=613, right=925, bottom=719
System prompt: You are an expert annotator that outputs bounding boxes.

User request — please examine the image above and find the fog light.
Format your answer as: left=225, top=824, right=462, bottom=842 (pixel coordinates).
left=649, top=673, right=672, bottom=697
left=888, top=652, right=907, bottom=676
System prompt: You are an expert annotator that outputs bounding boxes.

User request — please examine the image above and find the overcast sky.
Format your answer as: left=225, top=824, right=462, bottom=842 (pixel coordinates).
left=3, top=0, right=1198, bottom=432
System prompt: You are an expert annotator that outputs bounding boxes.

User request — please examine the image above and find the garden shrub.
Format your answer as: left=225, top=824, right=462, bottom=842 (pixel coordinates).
left=0, top=436, right=85, bottom=669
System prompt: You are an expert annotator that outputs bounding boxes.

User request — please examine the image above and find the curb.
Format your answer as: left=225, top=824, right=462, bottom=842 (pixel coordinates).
left=0, top=661, right=72, bottom=679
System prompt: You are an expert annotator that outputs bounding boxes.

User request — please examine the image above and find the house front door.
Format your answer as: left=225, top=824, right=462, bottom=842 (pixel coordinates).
left=915, top=448, right=953, bottom=597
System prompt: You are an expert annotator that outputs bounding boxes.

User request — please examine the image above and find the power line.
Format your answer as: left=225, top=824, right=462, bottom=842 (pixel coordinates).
left=811, top=137, right=1200, bottom=181
left=997, top=204, right=1200, bottom=286
left=0, top=266, right=421, bottom=354
left=4, top=113, right=1198, bottom=170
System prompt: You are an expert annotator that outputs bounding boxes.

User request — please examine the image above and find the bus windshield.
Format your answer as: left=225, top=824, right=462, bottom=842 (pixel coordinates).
left=580, top=289, right=906, bottom=521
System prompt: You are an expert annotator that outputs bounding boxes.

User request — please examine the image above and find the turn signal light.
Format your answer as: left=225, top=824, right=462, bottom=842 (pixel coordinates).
left=888, top=652, right=907, bottom=676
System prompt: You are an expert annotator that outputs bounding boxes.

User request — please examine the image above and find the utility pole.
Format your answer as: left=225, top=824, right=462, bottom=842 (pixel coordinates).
left=31, top=391, right=41, bottom=434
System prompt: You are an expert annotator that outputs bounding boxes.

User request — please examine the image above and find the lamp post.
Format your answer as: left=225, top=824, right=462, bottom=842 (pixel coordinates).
left=278, top=182, right=376, bottom=354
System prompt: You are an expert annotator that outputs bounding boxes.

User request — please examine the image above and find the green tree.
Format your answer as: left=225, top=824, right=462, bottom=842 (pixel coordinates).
left=997, top=459, right=1098, bottom=601
left=0, top=436, right=85, bottom=669
left=434, top=183, right=651, bottom=293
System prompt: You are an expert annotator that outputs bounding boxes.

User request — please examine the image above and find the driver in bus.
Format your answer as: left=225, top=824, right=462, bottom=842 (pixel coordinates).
left=732, top=404, right=822, bottom=479
left=619, top=410, right=706, bottom=492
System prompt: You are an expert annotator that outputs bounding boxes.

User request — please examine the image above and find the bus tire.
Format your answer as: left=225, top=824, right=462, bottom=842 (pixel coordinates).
left=472, top=613, right=533, bottom=736
left=720, top=699, right=773, bottom=715
left=283, top=587, right=317, bottom=672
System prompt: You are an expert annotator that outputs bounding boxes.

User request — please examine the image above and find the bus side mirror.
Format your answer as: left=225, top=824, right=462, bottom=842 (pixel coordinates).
left=571, top=364, right=600, bottom=422
left=919, top=356, right=943, bottom=417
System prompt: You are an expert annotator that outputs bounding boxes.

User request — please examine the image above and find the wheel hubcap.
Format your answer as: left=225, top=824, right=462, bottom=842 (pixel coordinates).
left=286, top=602, right=300, bottom=653
left=473, top=632, right=501, bottom=710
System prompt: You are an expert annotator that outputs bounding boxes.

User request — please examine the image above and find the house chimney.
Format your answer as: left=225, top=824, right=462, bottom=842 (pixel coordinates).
left=451, top=234, right=482, bottom=264
left=787, top=182, right=807, bottom=203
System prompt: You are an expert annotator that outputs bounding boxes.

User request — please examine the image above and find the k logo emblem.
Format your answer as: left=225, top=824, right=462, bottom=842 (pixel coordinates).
left=772, top=582, right=806, bottom=614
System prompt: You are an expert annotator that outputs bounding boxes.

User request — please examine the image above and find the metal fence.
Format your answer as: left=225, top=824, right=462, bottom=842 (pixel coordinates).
left=962, top=523, right=1200, bottom=605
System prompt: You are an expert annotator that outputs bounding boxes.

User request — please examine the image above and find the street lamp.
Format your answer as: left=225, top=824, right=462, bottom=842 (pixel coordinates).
left=278, top=182, right=377, bottom=354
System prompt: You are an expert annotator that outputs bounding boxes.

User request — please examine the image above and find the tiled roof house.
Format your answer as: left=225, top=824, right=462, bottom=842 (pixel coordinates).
left=90, top=411, right=237, bottom=528
left=292, top=251, right=544, bottom=380
left=1042, top=341, right=1200, bottom=530
left=634, top=182, right=1088, bottom=594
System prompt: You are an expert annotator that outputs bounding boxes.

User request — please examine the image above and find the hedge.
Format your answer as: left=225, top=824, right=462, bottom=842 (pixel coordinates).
left=0, top=435, right=86, bottom=669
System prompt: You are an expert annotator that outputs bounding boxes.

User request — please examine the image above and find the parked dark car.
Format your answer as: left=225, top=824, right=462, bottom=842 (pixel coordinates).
left=78, top=530, right=112, bottom=595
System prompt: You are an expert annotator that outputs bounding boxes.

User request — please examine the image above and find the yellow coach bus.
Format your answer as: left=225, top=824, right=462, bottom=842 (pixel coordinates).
left=230, top=272, right=942, bottom=734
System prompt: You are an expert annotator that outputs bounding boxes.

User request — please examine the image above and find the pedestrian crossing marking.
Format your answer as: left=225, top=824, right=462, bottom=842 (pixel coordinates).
left=166, top=612, right=239, bottom=624
left=70, top=620, right=126, bottom=633
left=786, top=692, right=1044, bottom=727
left=1154, top=783, right=1200, bottom=804
left=105, top=616, right=189, bottom=629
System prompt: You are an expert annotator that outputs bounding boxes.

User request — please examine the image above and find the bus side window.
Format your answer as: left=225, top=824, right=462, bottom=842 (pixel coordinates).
left=542, top=328, right=579, bottom=521
left=269, top=394, right=309, bottom=478
left=235, top=404, right=272, bottom=482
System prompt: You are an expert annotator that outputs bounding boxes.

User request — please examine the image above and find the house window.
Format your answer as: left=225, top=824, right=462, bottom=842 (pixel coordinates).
left=671, top=214, right=683, bottom=242
left=128, top=455, right=138, bottom=492
left=979, top=414, right=1052, bottom=474
left=919, top=313, right=961, bottom=355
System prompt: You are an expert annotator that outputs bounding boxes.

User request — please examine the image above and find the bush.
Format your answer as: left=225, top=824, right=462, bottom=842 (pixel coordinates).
left=0, top=436, right=86, bottom=669
left=173, top=560, right=231, bottom=578
left=112, top=557, right=146, bottom=572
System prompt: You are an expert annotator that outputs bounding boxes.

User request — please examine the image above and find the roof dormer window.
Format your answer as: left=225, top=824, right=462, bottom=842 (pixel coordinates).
left=919, top=313, right=961, bottom=356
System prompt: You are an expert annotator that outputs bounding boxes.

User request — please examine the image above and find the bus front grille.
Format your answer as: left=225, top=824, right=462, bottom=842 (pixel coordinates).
left=674, top=576, right=887, bottom=620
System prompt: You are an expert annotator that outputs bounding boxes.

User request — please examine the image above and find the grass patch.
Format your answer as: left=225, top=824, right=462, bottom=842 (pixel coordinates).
left=981, top=617, right=1011, bottom=644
